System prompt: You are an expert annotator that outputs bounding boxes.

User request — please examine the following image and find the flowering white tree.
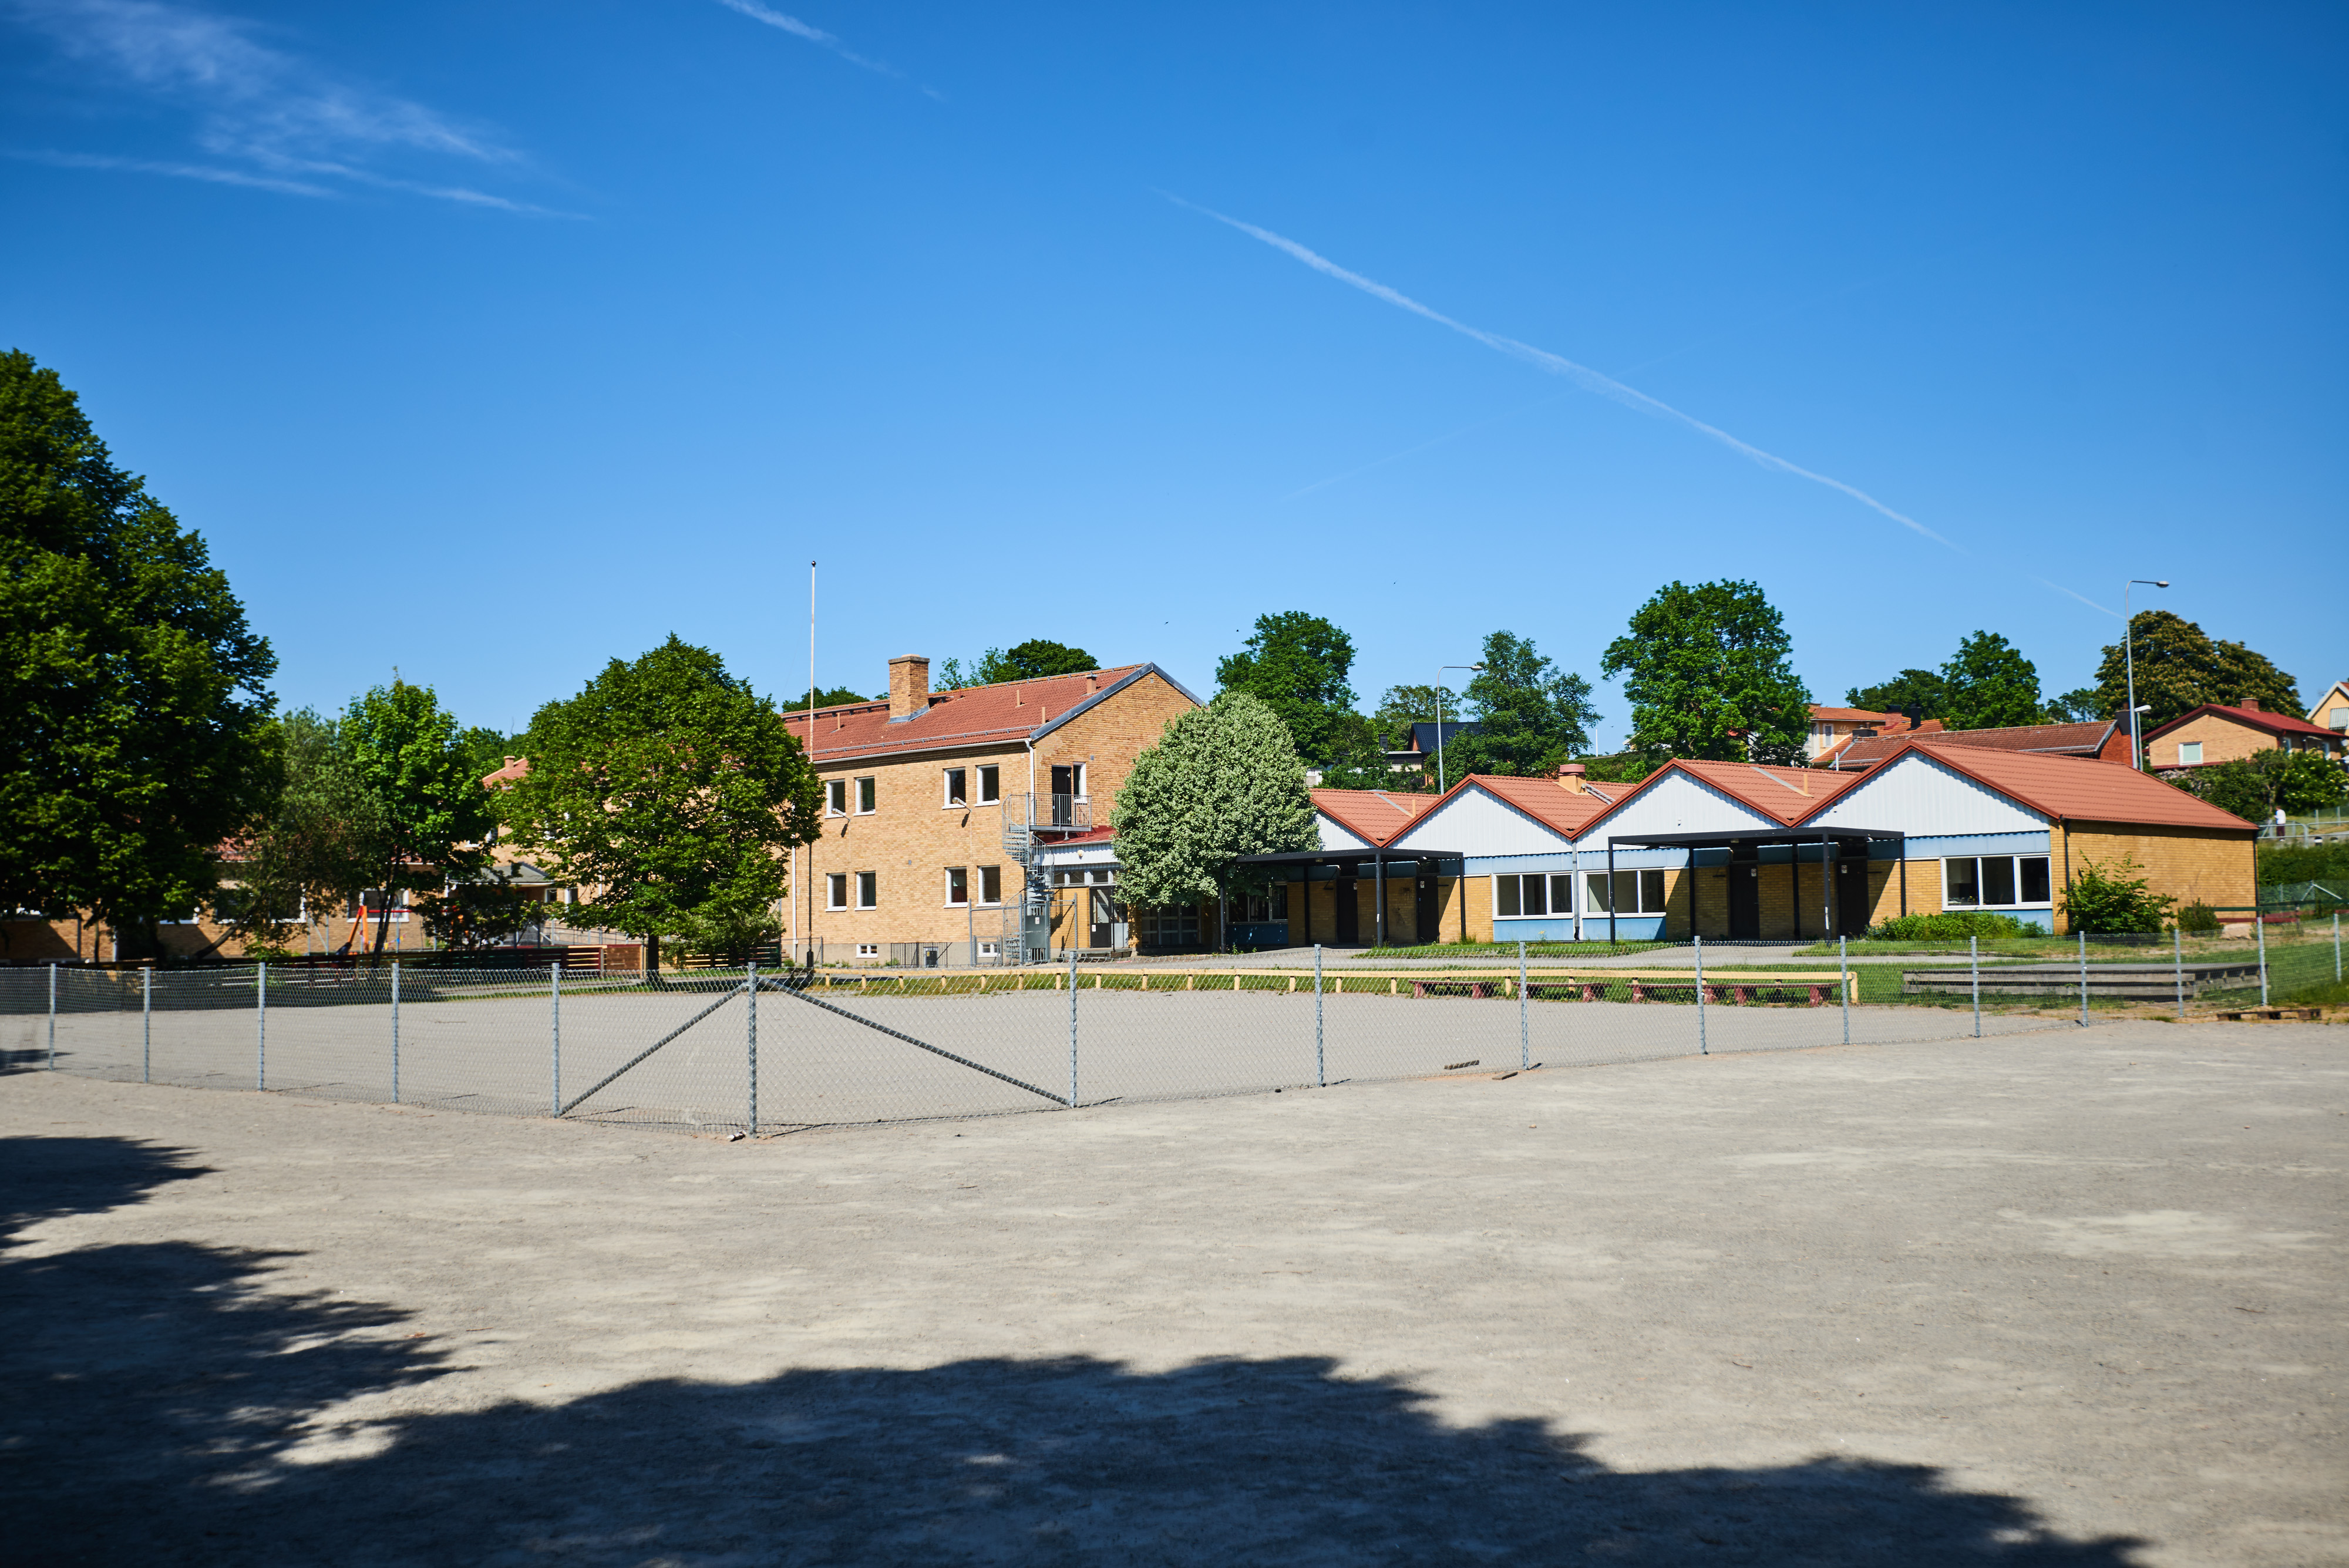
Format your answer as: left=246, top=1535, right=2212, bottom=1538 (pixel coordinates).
left=1112, top=692, right=1317, bottom=918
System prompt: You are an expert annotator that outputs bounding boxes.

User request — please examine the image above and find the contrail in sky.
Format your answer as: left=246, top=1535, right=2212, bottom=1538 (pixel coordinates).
left=1169, top=194, right=1960, bottom=553
left=714, top=0, right=942, bottom=96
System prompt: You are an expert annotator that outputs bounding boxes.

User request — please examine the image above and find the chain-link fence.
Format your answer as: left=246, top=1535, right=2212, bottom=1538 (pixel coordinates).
left=3, top=940, right=2160, bottom=1135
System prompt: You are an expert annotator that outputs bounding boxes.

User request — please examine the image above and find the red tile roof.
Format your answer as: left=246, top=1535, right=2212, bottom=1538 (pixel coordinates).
left=1808, top=705, right=1912, bottom=726
left=2141, top=702, right=2340, bottom=744
left=1829, top=719, right=2121, bottom=771
left=1312, top=788, right=1439, bottom=847
left=1589, top=758, right=1865, bottom=828
left=779, top=664, right=1197, bottom=764
left=1860, top=741, right=2257, bottom=831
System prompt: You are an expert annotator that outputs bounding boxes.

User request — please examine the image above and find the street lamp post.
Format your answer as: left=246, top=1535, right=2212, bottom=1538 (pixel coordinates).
left=2123, top=579, right=2169, bottom=770
left=1435, top=664, right=1484, bottom=793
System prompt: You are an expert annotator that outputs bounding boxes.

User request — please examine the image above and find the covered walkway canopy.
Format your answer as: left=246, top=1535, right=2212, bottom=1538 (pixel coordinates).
left=1603, top=827, right=1907, bottom=943
left=1234, top=849, right=1465, bottom=947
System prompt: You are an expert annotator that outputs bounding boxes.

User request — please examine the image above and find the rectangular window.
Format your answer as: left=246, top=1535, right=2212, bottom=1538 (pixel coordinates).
left=946, top=867, right=968, bottom=906
left=1584, top=871, right=1666, bottom=914
left=826, top=873, right=847, bottom=910
left=1585, top=873, right=1610, bottom=914
left=980, top=864, right=1002, bottom=904
left=855, top=871, right=877, bottom=909
left=1549, top=874, right=1574, bottom=915
left=856, top=943, right=880, bottom=960
left=1943, top=856, right=2053, bottom=908
left=977, top=765, right=1000, bottom=803
left=1520, top=875, right=1547, bottom=916
left=854, top=777, right=877, bottom=814
left=1497, top=873, right=1575, bottom=918
left=1641, top=869, right=1665, bottom=913
left=2178, top=741, right=2203, bottom=765
left=1071, top=763, right=1088, bottom=800
left=826, top=779, right=847, bottom=816
left=978, top=941, right=1000, bottom=959
left=943, top=768, right=967, bottom=807
left=1495, top=876, right=1519, bottom=917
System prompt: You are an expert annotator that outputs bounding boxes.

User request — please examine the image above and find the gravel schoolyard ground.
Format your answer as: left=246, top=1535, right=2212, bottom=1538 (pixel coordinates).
left=3, top=1019, right=2343, bottom=1566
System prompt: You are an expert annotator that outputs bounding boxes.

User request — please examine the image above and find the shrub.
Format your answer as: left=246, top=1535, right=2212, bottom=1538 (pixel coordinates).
left=2176, top=901, right=2220, bottom=934
left=1865, top=911, right=2034, bottom=941
left=2060, top=855, right=2174, bottom=934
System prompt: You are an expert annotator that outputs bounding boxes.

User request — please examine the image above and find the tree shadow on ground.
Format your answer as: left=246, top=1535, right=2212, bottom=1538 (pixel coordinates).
left=4, top=1136, right=2146, bottom=1567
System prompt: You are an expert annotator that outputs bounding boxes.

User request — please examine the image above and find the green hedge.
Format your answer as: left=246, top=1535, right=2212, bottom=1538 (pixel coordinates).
left=1865, top=911, right=2036, bottom=941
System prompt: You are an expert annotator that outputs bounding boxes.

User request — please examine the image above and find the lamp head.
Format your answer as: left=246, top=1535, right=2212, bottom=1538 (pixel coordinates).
left=2155, top=580, right=2169, bottom=588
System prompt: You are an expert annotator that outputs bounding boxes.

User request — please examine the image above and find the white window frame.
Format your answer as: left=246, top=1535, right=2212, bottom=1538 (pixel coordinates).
left=945, top=866, right=969, bottom=906
left=943, top=768, right=967, bottom=807
left=1493, top=872, right=1574, bottom=918
left=1941, top=854, right=2052, bottom=909
left=2176, top=741, right=2203, bottom=765
left=977, top=765, right=1001, bottom=804
left=825, top=779, right=847, bottom=816
left=856, top=942, right=880, bottom=960
left=854, top=776, right=877, bottom=815
left=1072, top=763, right=1088, bottom=802
left=825, top=873, right=848, bottom=911
left=979, top=864, right=1002, bottom=906
left=854, top=870, right=878, bottom=909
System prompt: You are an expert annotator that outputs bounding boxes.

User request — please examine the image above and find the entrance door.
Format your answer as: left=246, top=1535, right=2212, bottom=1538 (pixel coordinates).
left=1414, top=877, right=1437, bottom=945
left=1728, top=864, right=1761, bottom=938
left=1334, top=878, right=1359, bottom=943
left=1833, top=857, right=1870, bottom=936
left=1049, top=765, right=1077, bottom=826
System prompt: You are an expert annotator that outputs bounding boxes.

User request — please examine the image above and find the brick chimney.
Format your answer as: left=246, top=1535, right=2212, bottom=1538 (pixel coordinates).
left=887, top=655, right=931, bottom=722
left=1556, top=762, right=1586, bottom=794
left=2242, top=698, right=2261, bottom=711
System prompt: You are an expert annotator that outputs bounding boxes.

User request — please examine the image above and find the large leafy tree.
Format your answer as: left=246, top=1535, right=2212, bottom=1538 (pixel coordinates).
left=1112, top=692, right=1316, bottom=926
left=500, top=637, right=822, bottom=970
left=2044, top=687, right=2105, bottom=722
left=1937, top=632, right=2045, bottom=730
left=1845, top=668, right=1947, bottom=718
left=2090, top=611, right=2300, bottom=731
left=0, top=349, right=277, bottom=956
left=341, top=681, right=499, bottom=955
left=1439, top=631, right=1599, bottom=780
left=220, top=709, right=387, bottom=953
left=1601, top=580, right=1810, bottom=764
left=940, top=640, right=1099, bottom=689
left=1214, top=611, right=1381, bottom=771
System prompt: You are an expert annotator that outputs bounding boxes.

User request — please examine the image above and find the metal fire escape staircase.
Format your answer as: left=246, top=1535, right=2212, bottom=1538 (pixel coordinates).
left=1001, top=792, right=1089, bottom=960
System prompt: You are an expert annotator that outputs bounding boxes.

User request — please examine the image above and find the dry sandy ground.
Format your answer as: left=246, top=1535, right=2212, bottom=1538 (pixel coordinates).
left=2, top=1020, right=2342, bottom=1566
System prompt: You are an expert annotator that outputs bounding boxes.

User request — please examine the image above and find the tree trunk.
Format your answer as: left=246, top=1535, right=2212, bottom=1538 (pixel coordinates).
left=645, top=931, right=662, bottom=983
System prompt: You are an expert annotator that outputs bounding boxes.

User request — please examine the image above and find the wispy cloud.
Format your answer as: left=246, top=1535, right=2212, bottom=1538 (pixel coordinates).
left=1169, top=194, right=1957, bottom=551
left=8, top=0, right=563, bottom=210
left=713, top=0, right=943, bottom=99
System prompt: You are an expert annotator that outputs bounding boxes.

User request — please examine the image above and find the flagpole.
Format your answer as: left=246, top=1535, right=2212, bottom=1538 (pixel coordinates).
left=805, top=561, right=817, bottom=965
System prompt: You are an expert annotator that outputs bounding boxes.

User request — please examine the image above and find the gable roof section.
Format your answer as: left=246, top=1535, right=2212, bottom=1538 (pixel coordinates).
left=779, top=664, right=1200, bottom=765
left=1386, top=773, right=1620, bottom=856
left=1819, top=741, right=2256, bottom=832
left=1831, top=719, right=2120, bottom=771
left=1311, top=788, right=1438, bottom=848
left=2141, top=702, right=2338, bottom=745
left=1590, top=758, right=1863, bottom=829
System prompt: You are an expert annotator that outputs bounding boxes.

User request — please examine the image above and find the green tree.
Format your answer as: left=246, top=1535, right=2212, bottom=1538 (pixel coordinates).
left=2174, top=750, right=2347, bottom=825
left=1214, top=611, right=1376, bottom=769
left=342, top=681, right=499, bottom=955
left=941, top=640, right=1099, bottom=688
left=0, top=349, right=277, bottom=957
left=1601, top=580, right=1810, bottom=764
left=1441, top=631, right=1600, bottom=780
left=1937, top=631, right=2044, bottom=730
left=2089, top=611, right=2301, bottom=731
left=2044, top=687, right=2105, bottom=722
left=798, top=686, right=871, bottom=708
left=1372, top=684, right=1459, bottom=751
left=500, top=636, right=822, bottom=970
left=1112, top=692, right=1316, bottom=936
left=1845, top=669, right=1947, bottom=718
left=220, top=709, right=387, bottom=953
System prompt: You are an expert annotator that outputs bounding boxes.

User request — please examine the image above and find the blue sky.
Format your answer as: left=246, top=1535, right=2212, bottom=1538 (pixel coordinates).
left=5, top=1, right=2342, bottom=744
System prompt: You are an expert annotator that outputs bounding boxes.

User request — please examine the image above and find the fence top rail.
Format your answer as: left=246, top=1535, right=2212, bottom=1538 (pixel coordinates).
left=799, top=966, right=1856, bottom=984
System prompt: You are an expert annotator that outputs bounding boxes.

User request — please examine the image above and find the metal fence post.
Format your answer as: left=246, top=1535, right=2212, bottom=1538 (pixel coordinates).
left=1694, top=934, right=1707, bottom=1055
left=1839, top=934, right=1850, bottom=1047
left=746, top=959, right=758, bottom=1135
left=1314, top=943, right=1325, bottom=1088
left=548, top=963, right=559, bottom=1116
left=2077, top=929, right=2089, bottom=1027
left=47, top=962, right=56, bottom=1069
left=142, top=965, right=152, bottom=1083
left=256, top=960, right=267, bottom=1090
left=1970, top=936, right=1981, bottom=1039
left=2256, top=914, right=2269, bottom=1007
left=1517, top=940, right=1529, bottom=1071
left=1067, top=944, right=1079, bottom=1108
left=2173, top=926, right=2185, bottom=1020
left=2336, top=911, right=2342, bottom=983
left=391, top=960, right=401, bottom=1103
